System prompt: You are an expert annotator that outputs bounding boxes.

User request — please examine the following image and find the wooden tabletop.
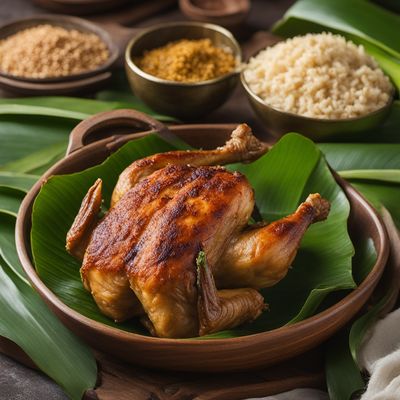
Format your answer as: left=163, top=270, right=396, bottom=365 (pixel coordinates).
left=0, top=1, right=295, bottom=399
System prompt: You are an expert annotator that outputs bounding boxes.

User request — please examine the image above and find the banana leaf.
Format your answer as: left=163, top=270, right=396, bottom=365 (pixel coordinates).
left=319, top=143, right=400, bottom=170
left=0, top=96, right=176, bottom=122
left=0, top=142, right=67, bottom=175
left=0, top=213, right=27, bottom=282
left=0, top=186, right=25, bottom=216
left=0, top=255, right=97, bottom=400
left=325, top=329, right=365, bottom=400
left=0, top=116, right=73, bottom=168
left=0, top=172, right=39, bottom=192
left=30, top=133, right=362, bottom=338
left=340, top=169, right=400, bottom=183
left=273, top=0, right=400, bottom=59
left=350, top=181, right=400, bottom=228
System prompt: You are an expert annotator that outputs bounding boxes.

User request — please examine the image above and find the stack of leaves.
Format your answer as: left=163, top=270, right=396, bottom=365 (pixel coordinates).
left=0, top=93, right=399, bottom=400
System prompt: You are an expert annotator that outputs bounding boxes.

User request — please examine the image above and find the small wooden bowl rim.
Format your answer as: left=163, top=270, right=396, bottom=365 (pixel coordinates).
left=15, top=120, right=389, bottom=349
left=179, top=0, right=250, bottom=18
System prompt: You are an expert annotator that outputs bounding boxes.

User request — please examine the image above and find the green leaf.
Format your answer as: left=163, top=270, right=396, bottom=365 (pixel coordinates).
left=0, top=142, right=67, bottom=175
left=0, top=213, right=29, bottom=282
left=0, top=104, right=90, bottom=120
left=0, top=96, right=177, bottom=123
left=339, top=169, right=400, bottom=183
left=0, top=96, right=121, bottom=115
left=0, top=96, right=176, bottom=170
left=273, top=0, right=400, bottom=59
left=0, top=186, right=25, bottom=216
left=0, top=172, right=39, bottom=192
left=0, top=115, right=73, bottom=167
left=325, top=209, right=398, bottom=400
left=0, top=258, right=97, bottom=400
left=325, top=329, right=365, bottom=400
left=319, top=142, right=400, bottom=170
left=350, top=180, right=400, bottom=228
left=31, top=133, right=357, bottom=338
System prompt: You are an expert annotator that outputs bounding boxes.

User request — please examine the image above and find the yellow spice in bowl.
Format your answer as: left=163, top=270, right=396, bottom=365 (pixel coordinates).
left=134, top=38, right=236, bottom=83
left=243, top=32, right=393, bottom=119
left=0, top=24, right=110, bottom=79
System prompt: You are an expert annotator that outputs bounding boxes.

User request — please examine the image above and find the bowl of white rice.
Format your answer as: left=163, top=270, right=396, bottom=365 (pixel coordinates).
left=241, top=33, right=395, bottom=141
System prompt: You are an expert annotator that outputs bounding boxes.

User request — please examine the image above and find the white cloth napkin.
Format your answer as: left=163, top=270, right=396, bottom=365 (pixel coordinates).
left=246, top=307, right=400, bottom=400
left=359, top=307, right=400, bottom=400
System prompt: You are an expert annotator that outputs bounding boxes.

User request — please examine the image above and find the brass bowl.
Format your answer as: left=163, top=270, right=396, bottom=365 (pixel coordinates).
left=241, top=70, right=395, bottom=142
left=125, top=22, right=241, bottom=119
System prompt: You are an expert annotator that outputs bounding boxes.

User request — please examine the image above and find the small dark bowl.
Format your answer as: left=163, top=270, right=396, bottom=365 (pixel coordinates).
left=0, top=15, right=119, bottom=83
left=125, top=22, right=241, bottom=119
left=241, top=64, right=395, bottom=142
left=179, top=0, right=250, bottom=28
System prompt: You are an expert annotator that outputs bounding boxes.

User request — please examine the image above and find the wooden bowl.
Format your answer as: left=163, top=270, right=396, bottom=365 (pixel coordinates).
left=0, top=15, right=118, bottom=94
left=179, top=0, right=250, bottom=28
left=16, top=110, right=389, bottom=372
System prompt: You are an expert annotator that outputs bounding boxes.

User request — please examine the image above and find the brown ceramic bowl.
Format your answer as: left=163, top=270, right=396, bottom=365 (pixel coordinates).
left=125, top=22, right=241, bottom=119
left=0, top=15, right=119, bottom=83
left=16, top=110, right=389, bottom=372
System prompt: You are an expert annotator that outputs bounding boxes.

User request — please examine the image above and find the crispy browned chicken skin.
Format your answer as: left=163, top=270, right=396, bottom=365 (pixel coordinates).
left=66, top=124, right=330, bottom=338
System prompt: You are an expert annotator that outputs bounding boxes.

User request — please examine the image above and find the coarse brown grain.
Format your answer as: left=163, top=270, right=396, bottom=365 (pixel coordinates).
left=0, top=24, right=110, bottom=79
left=134, top=38, right=236, bottom=83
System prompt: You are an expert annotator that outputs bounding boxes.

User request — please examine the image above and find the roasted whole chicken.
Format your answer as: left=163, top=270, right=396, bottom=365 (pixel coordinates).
left=66, top=124, right=330, bottom=338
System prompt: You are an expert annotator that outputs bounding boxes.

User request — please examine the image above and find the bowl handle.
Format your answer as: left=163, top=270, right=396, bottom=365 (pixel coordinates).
left=67, top=109, right=170, bottom=156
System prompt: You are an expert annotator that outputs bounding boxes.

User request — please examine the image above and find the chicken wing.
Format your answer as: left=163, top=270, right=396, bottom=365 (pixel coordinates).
left=110, top=123, right=268, bottom=206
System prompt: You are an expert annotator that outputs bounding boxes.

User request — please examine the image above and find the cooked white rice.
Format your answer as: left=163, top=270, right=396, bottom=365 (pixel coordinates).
left=243, top=33, right=393, bottom=119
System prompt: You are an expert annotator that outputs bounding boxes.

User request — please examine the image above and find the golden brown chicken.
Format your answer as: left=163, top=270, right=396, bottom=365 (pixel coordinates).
left=66, top=124, right=330, bottom=338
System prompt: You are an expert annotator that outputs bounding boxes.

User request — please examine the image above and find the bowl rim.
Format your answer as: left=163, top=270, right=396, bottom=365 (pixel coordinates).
left=15, top=125, right=389, bottom=346
left=240, top=57, right=395, bottom=124
left=125, top=21, right=242, bottom=87
left=0, top=14, right=119, bottom=83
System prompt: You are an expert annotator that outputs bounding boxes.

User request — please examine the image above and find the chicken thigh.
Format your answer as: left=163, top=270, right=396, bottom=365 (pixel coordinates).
left=66, top=124, right=330, bottom=338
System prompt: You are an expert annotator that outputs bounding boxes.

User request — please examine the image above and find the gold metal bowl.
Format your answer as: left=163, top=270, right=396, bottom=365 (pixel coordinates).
left=125, top=22, right=241, bottom=119
left=241, top=69, right=395, bottom=142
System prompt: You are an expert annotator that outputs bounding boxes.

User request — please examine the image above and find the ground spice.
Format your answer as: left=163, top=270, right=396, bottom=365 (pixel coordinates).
left=135, top=38, right=236, bottom=83
left=0, top=24, right=110, bottom=79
